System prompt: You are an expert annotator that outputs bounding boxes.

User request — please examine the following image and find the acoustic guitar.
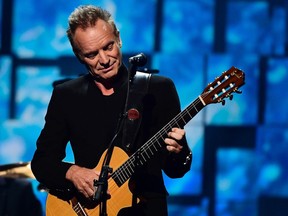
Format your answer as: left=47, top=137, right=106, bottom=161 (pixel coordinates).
left=46, top=66, right=245, bottom=215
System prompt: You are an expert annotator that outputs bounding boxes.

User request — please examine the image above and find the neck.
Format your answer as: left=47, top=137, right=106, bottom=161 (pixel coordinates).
left=90, top=64, right=126, bottom=95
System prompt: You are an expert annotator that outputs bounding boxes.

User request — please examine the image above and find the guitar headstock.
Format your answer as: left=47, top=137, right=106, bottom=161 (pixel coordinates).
left=201, top=66, right=245, bottom=105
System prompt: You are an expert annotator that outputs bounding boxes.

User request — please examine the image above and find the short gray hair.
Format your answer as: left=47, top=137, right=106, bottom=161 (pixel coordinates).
left=66, top=5, right=118, bottom=52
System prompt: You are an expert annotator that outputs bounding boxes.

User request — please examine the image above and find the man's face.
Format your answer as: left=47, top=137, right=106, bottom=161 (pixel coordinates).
left=73, top=19, right=122, bottom=80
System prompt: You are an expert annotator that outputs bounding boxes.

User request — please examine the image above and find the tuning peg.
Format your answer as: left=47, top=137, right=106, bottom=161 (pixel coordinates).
left=221, top=100, right=226, bottom=105
left=235, top=89, right=242, bottom=94
left=229, top=94, right=233, bottom=100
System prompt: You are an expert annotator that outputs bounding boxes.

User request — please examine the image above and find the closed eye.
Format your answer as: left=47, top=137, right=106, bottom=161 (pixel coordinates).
left=84, top=51, right=98, bottom=59
left=82, top=41, right=115, bottom=60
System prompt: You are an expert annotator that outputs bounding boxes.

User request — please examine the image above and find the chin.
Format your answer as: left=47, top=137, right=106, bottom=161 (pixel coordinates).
left=103, top=70, right=118, bottom=80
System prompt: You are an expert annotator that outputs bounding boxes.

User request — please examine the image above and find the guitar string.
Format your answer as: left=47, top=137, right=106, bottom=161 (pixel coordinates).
left=112, top=97, right=204, bottom=184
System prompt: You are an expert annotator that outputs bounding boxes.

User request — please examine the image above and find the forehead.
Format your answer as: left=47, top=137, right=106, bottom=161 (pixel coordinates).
left=73, top=19, right=116, bottom=51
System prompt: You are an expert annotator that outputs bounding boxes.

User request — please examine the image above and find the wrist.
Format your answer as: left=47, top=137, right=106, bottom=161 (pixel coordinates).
left=65, top=164, right=79, bottom=181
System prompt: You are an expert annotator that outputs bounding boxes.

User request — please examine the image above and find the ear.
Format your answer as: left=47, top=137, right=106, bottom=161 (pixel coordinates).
left=116, top=30, right=122, bottom=48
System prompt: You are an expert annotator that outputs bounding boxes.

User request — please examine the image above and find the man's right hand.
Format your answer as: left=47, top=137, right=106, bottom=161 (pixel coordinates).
left=65, top=165, right=100, bottom=198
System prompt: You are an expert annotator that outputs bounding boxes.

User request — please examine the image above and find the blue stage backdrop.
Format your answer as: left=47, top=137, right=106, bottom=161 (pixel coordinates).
left=1, top=0, right=287, bottom=215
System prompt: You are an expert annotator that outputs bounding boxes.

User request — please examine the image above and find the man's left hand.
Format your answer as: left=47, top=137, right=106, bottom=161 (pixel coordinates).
left=164, top=127, right=185, bottom=153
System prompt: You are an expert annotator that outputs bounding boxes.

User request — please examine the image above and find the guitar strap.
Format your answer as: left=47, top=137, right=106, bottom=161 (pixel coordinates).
left=122, top=71, right=151, bottom=153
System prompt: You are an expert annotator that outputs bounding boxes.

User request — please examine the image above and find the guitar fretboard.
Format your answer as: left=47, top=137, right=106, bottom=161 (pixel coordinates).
left=112, top=96, right=205, bottom=187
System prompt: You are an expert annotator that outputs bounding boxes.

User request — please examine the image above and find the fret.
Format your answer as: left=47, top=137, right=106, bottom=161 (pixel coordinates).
left=122, top=164, right=131, bottom=179
left=180, top=115, right=186, bottom=125
left=135, top=151, right=143, bottom=166
left=117, top=171, right=125, bottom=185
left=120, top=167, right=128, bottom=178
left=139, top=152, right=146, bottom=164
left=122, top=169, right=129, bottom=180
left=169, top=114, right=181, bottom=129
left=141, top=155, right=147, bottom=162
left=182, top=109, right=192, bottom=123
left=148, top=146, right=153, bottom=156
left=157, top=133, right=165, bottom=142
left=140, top=158, right=145, bottom=165
left=126, top=165, right=132, bottom=175
left=185, top=108, right=193, bottom=118
left=143, top=149, right=150, bottom=160
left=176, top=119, right=181, bottom=128
left=192, top=103, right=199, bottom=113
left=152, top=143, right=158, bottom=151
left=157, top=139, right=163, bottom=147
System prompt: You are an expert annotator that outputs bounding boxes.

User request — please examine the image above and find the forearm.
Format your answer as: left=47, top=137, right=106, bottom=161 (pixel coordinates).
left=31, top=148, right=74, bottom=190
left=163, top=136, right=192, bottom=178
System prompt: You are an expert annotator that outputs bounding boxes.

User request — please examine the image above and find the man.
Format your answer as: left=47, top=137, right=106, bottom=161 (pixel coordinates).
left=31, top=5, right=192, bottom=216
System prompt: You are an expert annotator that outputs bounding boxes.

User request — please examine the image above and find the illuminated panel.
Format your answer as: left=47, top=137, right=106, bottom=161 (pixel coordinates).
left=270, top=7, right=286, bottom=55
left=12, top=0, right=156, bottom=58
left=0, top=56, right=11, bottom=121
left=0, top=0, right=2, bottom=48
left=216, top=149, right=258, bottom=216
left=162, top=0, right=214, bottom=53
left=12, top=0, right=84, bottom=58
left=265, top=58, right=288, bottom=124
left=152, top=53, right=205, bottom=114
left=15, top=66, right=62, bottom=122
left=226, top=2, right=270, bottom=54
left=0, top=119, right=41, bottom=164
left=12, top=0, right=106, bottom=58
left=114, top=0, right=156, bottom=52
left=169, top=203, right=208, bottom=216
left=256, top=126, right=288, bottom=196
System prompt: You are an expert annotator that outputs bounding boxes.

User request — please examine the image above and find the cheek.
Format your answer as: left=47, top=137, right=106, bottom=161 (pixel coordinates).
left=115, top=50, right=122, bottom=62
left=85, top=61, right=100, bottom=75
left=84, top=59, right=97, bottom=67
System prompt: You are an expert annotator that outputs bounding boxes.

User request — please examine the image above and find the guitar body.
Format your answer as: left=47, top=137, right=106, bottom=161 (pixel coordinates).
left=46, top=147, right=135, bottom=216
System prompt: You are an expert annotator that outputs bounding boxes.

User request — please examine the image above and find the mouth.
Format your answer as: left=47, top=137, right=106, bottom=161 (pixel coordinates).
left=100, top=62, right=115, bottom=73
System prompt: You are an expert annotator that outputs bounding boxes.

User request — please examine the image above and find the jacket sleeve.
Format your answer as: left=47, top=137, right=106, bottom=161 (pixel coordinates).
left=149, top=75, right=192, bottom=178
left=31, top=86, right=74, bottom=191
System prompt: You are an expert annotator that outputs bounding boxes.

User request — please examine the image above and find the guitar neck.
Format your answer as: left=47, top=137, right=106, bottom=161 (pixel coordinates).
left=112, top=96, right=206, bottom=187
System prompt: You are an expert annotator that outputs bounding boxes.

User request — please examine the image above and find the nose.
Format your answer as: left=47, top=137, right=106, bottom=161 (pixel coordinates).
left=98, top=50, right=109, bottom=66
